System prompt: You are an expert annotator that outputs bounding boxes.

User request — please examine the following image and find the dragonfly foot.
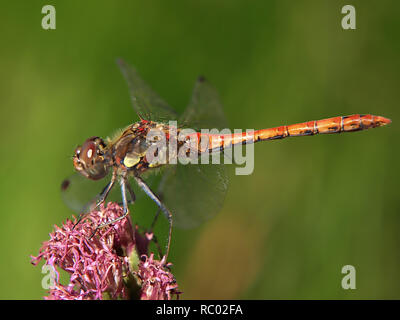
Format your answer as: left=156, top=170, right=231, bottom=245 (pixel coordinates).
left=88, top=226, right=99, bottom=240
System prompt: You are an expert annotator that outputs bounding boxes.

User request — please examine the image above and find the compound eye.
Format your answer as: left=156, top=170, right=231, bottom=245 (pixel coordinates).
left=81, top=141, right=97, bottom=163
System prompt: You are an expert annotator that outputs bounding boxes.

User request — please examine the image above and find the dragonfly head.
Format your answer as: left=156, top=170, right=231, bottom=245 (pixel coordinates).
left=73, top=137, right=109, bottom=180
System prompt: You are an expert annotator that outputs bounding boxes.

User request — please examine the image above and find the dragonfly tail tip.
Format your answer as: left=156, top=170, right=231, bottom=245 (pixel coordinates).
left=376, top=115, right=392, bottom=126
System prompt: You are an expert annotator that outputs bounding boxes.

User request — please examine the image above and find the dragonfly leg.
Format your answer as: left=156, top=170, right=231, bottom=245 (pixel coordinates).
left=94, top=172, right=117, bottom=209
left=89, top=177, right=131, bottom=238
left=149, top=179, right=167, bottom=230
left=126, top=179, right=136, bottom=205
left=134, top=222, right=164, bottom=259
left=134, top=175, right=172, bottom=262
left=73, top=172, right=117, bottom=230
left=147, top=205, right=165, bottom=258
left=114, top=177, right=136, bottom=207
left=150, top=208, right=161, bottom=230
left=150, top=233, right=164, bottom=259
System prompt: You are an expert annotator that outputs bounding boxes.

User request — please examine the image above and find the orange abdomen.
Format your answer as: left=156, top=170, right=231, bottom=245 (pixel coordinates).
left=199, top=114, right=391, bottom=152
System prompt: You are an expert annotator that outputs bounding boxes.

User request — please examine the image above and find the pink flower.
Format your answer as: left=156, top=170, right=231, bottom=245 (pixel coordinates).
left=137, top=254, right=181, bottom=300
left=31, top=202, right=181, bottom=300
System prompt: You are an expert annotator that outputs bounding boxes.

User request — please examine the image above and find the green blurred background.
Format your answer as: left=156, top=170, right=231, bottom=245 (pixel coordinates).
left=0, top=0, right=398, bottom=299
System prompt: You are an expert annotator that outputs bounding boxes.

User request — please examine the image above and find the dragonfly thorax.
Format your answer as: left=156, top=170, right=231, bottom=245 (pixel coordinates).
left=112, top=121, right=172, bottom=173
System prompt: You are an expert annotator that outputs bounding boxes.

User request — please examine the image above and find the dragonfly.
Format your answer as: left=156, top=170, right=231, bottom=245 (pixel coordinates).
left=62, top=58, right=391, bottom=260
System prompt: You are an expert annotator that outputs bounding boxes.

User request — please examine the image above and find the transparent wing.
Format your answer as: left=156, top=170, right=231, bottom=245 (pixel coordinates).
left=61, top=172, right=158, bottom=213
left=153, top=79, right=230, bottom=228
left=61, top=172, right=114, bottom=213
left=117, top=58, right=178, bottom=122
left=158, top=159, right=229, bottom=229
left=179, top=76, right=228, bottom=130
